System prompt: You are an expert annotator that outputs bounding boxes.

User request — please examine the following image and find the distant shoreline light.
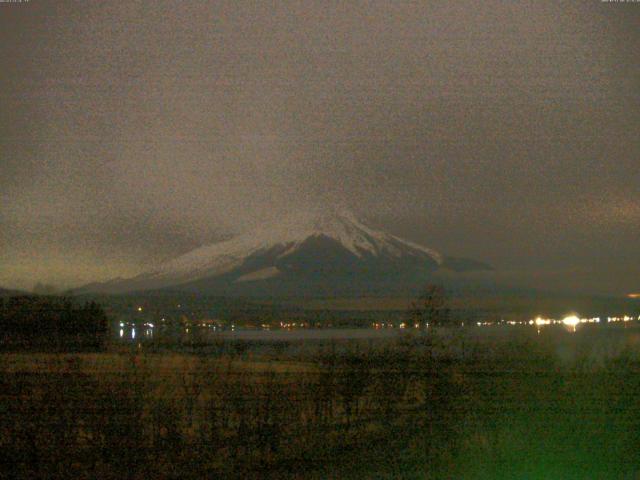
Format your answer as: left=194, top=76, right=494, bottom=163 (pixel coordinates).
left=628, top=293, right=640, bottom=299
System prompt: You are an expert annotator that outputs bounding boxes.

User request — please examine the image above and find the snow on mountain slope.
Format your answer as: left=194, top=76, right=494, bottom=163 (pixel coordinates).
left=96, top=209, right=445, bottom=292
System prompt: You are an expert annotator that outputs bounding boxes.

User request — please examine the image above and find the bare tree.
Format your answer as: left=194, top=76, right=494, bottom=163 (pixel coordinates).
left=408, top=284, right=451, bottom=329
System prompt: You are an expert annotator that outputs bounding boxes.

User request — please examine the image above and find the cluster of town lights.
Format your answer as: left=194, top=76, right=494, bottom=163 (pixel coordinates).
left=279, top=321, right=309, bottom=329
left=501, top=315, right=639, bottom=332
left=374, top=315, right=638, bottom=331
left=530, top=315, right=598, bottom=329
left=119, top=307, right=639, bottom=338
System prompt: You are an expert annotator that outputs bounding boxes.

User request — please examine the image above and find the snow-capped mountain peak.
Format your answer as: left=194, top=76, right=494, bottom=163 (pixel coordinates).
left=84, top=208, right=490, bottom=295
left=141, top=208, right=441, bottom=283
left=254, top=208, right=442, bottom=261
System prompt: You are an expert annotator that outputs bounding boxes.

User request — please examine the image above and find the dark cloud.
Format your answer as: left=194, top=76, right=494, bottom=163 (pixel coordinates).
left=1, top=1, right=638, bottom=293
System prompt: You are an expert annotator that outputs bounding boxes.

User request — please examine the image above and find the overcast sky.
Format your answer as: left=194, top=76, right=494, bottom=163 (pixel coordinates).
left=1, top=1, right=638, bottom=294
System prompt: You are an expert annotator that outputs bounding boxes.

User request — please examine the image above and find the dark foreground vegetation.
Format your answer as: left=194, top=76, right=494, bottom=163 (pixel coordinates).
left=0, top=296, right=108, bottom=351
left=1, top=335, right=640, bottom=479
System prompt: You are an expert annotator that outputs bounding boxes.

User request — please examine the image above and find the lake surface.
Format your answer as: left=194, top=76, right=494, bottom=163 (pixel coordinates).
left=113, top=322, right=640, bottom=364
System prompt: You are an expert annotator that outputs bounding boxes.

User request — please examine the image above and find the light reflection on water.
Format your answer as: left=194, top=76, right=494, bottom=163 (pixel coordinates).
left=114, top=325, right=406, bottom=342
left=113, top=323, right=640, bottom=343
left=112, top=322, right=640, bottom=364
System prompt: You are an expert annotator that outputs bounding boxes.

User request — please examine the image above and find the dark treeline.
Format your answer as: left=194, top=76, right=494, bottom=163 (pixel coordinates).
left=2, top=337, right=640, bottom=478
left=0, top=296, right=108, bottom=351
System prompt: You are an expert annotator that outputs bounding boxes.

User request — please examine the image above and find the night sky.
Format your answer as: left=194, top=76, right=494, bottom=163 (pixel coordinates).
left=1, top=1, right=638, bottom=294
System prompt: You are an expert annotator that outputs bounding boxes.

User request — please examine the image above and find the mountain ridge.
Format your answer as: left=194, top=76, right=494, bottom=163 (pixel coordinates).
left=81, top=209, right=491, bottom=296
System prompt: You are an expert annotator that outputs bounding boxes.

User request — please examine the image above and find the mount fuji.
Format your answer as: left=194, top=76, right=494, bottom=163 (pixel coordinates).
left=83, top=209, right=490, bottom=297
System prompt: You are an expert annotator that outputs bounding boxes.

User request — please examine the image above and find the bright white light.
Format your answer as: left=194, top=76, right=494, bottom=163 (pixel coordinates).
left=131, top=328, right=136, bottom=339
left=137, top=306, right=143, bottom=312
left=562, top=315, right=580, bottom=331
left=119, top=329, right=124, bottom=338
left=535, top=317, right=548, bottom=327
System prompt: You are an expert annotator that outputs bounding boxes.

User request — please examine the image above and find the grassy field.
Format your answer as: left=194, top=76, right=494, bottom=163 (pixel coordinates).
left=1, top=333, right=640, bottom=478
